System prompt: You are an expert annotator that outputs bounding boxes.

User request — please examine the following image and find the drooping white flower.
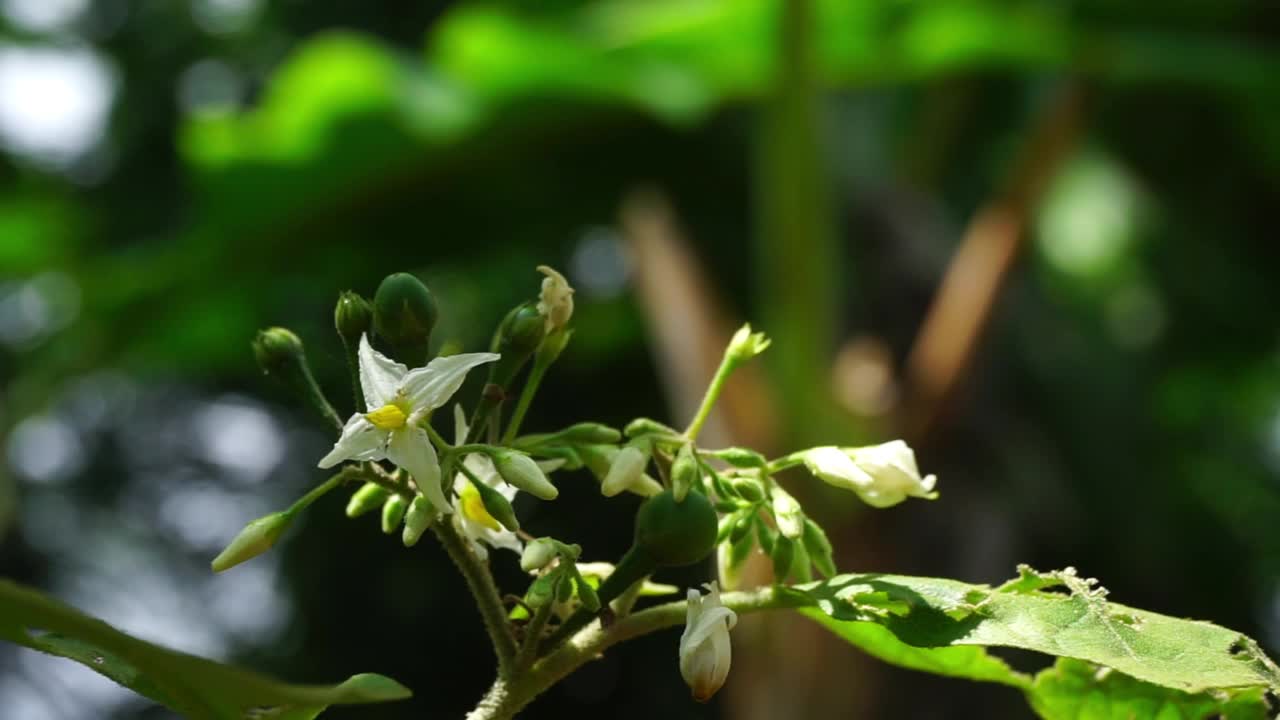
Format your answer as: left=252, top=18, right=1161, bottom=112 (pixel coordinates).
left=318, top=335, right=498, bottom=514
left=803, top=440, right=937, bottom=508
left=536, top=265, right=574, bottom=334
left=679, top=582, right=737, bottom=702
left=451, top=405, right=523, bottom=561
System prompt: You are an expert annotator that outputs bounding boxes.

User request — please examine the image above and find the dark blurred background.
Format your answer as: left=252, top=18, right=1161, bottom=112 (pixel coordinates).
left=1, top=0, right=1279, bottom=718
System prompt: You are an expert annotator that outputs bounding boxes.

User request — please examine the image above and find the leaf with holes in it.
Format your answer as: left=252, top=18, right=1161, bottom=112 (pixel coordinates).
left=0, top=579, right=411, bottom=719
left=793, top=566, right=1280, bottom=703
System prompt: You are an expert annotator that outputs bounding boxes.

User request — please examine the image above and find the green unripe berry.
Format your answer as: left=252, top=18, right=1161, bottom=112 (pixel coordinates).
left=633, top=489, right=718, bottom=567
left=373, top=273, right=438, bottom=364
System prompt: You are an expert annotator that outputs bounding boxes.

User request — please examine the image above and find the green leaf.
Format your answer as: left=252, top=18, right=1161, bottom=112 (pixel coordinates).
left=1029, top=658, right=1274, bottom=720
left=0, top=579, right=411, bottom=719
left=794, top=566, right=1280, bottom=712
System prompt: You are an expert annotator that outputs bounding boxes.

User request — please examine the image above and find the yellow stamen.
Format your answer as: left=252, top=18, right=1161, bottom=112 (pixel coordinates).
left=366, top=403, right=408, bottom=430
left=460, top=483, right=502, bottom=531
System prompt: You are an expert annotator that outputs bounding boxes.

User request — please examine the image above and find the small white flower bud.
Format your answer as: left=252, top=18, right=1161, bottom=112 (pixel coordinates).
left=535, top=265, right=574, bottom=334
left=679, top=582, right=737, bottom=702
left=493, top=450, right=559, bottom=500
left=521, top=537, right=559, bottom=572
left=601, top=445, right=648, bottom=497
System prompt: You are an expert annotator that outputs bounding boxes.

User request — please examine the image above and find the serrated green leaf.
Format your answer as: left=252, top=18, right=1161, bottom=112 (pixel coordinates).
left=0, top=579, right=411, bottom=719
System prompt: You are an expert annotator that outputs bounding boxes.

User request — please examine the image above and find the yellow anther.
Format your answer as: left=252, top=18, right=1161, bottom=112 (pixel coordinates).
left=365, top=403, right=408, bottom=430
left=460, top=483, right=501, bottom=532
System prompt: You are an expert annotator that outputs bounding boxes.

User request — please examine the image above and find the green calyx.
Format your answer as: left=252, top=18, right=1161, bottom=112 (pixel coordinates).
left=633, top=489, right=718, bottom=567
left=334, top=291, right=374, bottom=347
left=373, top=273, right=438, bottom=365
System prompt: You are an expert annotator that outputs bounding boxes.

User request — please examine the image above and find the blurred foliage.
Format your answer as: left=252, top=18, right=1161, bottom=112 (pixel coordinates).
left=1, top=0, right=1279, bottom=718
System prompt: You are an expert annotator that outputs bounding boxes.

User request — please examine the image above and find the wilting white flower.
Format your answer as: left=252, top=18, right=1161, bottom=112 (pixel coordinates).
left=679, top=582, right=737, bottom=702
left=318, top=335, right=498, bottom=514
left=536, top=265, right=574, bottom=334
left=803, top=440, right=937, bottom=508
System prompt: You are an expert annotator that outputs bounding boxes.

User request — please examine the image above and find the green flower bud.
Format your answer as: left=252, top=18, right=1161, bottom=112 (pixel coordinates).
left=634, top=489, right=718, bottom=567
left=671, top=444, right=700, bottom=502
left=521, top=537, right=558, bottom=572
left=402, top=495, right=434, bottom=547
left=252, top=327, right=305, bottom=375
left=212, top=512, right=292, bottom=572
left=526, top=572, right=561, bottom=609
left=553, top=423, right=622, bottom=445
left=381, top=494, right=408, bottom=534
left=729, top=510, right=755, bottom=544
left=334, top=291, right=374, bottom=348
left=471, top=475, right=521, bottom=532
left=771, top=535, right=795, bottom=582
left=771, top=486, right=804, bottom=539
left=488, top=302, right=545, bottom=388
left=730, top=477, right=766, bottom=503
left=571, top=567, right=601, bottom=612
left=624, top=417, right=679, bottom=439
left=492, top=450, right=558, bottom=501
left=373, top=272, right=438, bottom=365
left=346, top=482, right=390, bottom=518
left=711, top=447, right=768, bottom=468
left=251, top=327, right=341, bottom=428
left=802, top=518, right=836, bottom=577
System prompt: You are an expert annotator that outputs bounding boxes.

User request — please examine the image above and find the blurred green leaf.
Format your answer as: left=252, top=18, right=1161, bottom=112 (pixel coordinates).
left=0, top=579, right=411, bottom=719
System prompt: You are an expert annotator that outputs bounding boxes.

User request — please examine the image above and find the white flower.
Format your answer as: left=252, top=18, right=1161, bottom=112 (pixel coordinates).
left=536, top=265, right=574, bottom=334
left=450, top=405, right=523, bottom=561
left=679, top=582, right=737, bottom=702
left=803, top=440, right=937, bottom=508
left=318, top=335, right=498, bottom=514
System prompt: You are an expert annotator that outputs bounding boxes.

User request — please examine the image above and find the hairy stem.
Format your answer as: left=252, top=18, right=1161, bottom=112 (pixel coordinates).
left=434, top=521, right=518, bottom=676
left=514, top=598, right=554, bottom=671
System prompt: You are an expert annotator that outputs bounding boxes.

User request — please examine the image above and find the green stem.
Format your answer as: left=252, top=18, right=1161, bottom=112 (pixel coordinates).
left=296, top=364, right=344, bottom=431
left=286, top=472, right=348, bottom=515
left=466, top=586, right=796, bottom=720
left=340, top=339, right=366, bottom=413
left=502, top=353, right=552, bottom=445
left=683, top=353, right=739, bottom=442
left=434, top=520, right=518, bottom=676
left=765, top=452, right=808, bottom=474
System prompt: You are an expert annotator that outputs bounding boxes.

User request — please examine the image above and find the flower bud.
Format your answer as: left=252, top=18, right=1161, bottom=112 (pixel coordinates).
left=710, top=447, right=768, bottom=468
left=802, top=441, right=938, bottom=508
left=624, top=417, right=679, bottom=438
left=634, top=489, right=718, bottom=567
left=381, top=494, right=408, bottom=534
left=553, top=422, right=622, bottom=445
left=470, top=473, right=522, bottom=531
left=212, top=512, right=292, bottom=572
left=521, top=537, right=559, bottom=572
left=679, top=582, right=737, bottom=702
left=334, top=291, right=374, bottom=348
left=252, top=327, right=341, bottom=428
left=488, top=302, right=545, bottom=388
left=401, top=494, right=434, bottom=547
left=729, top=477, right=765, bottom=503
left=535, top=265, right=574, bottom=334
left=671, top=444, right=700, bottom=503
left=724, top=323, right=771, bottom=366
left=492, top=450, right=558, bottom=501
left=770, top=535, right=795, bottom=581
left=571, top=568, right=601, bottom=612
left=346, top=481, right=390, bottom=518
left=802, top=518, right=836, bottom=577
left=373, top=272, right=438, bottom=365
left=602, top=445, right=650, bottom=497
left=770, top=486, right=804, bottom=539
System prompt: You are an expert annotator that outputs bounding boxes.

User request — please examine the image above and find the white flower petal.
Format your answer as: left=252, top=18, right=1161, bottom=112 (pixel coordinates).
left=318, top=415, right=387, bottom=468
left=803, top=446, right=873, bottom=491
left=358, top=334, right=408, bottom=409
left=453, top=403, right=469, bottom=445
left=401, top=352, right=500, bottom=412
left=386, top=426, right=450, bottom=514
